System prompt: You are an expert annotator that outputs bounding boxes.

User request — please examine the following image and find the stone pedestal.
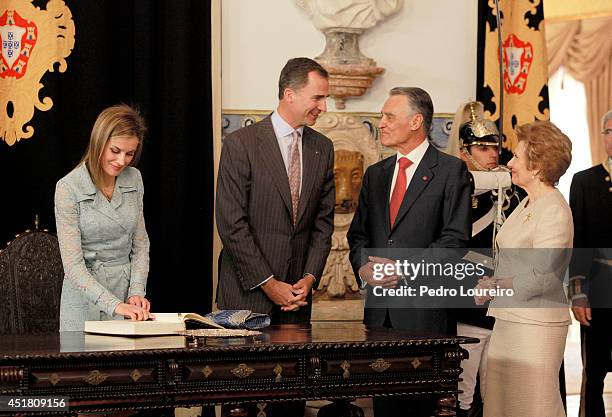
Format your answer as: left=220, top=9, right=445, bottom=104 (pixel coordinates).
left=315, top=29, right=384, bottom=109
left=296, top=0, right=403, bottom=109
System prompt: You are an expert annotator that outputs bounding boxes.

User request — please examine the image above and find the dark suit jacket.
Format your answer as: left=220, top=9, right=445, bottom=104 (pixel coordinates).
left=216, top=116, right=335, bottom=317
left=569, top=164, right=612, bottom=307
left=347, top=144, right=471, bottom=332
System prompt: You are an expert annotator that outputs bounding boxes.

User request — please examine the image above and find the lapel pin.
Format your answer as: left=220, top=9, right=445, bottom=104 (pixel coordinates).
left=422, top=176, right=428, bottom=181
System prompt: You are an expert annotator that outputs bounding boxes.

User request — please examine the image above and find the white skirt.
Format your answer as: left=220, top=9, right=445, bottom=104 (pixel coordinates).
left=484, top=318, right=568, bottom=417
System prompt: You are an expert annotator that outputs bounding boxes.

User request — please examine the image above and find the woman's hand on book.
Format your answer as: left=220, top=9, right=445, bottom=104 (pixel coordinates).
left=114, top=302, right=151, bottom=321
left=128, top=295, right=151, bottom=313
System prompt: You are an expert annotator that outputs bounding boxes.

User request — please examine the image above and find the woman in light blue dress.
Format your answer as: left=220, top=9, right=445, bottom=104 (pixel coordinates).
left=55, top=104, right=151, bottom=331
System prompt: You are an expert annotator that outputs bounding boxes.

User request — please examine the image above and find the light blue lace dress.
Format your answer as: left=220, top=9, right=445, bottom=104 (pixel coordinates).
left=54, top=163, right=150, bottom=331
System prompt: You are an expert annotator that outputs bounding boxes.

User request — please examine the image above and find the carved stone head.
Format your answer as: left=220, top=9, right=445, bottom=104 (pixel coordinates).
left=334, top=150, right=364, bottom=213
left=313, top=113, right=379, bottom=221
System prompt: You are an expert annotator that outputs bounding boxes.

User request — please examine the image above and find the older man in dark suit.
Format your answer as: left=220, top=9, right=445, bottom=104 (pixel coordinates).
left=348, top=87, right=471, bottom=417
left=216, top=57, right=334, bottom=323
left=569, top=109, right=612, bottom=417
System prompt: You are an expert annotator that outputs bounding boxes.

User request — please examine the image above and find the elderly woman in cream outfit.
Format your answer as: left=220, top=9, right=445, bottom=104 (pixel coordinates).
left=475, top=121, right=573, bottom=417
left=55, top=104, right=151, bottom=331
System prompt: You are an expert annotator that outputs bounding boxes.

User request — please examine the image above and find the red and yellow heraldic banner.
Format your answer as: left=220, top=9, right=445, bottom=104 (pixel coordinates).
left=0, top=0, right=75, bottom=146
left=477, top=0, right=550, bottom=153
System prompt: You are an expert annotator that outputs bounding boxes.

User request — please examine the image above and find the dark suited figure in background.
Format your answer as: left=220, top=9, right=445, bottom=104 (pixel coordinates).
left=215, top=57, right=335, bottom=416
left=347, top=87, right=471, bottom=417
left=570, top=109, right=612, bottom=417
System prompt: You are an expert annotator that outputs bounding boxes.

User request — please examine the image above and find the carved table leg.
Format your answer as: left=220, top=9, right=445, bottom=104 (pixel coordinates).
left=436, top=395, right=457, bottom=417
left=317, top=400, right=364, bottom=417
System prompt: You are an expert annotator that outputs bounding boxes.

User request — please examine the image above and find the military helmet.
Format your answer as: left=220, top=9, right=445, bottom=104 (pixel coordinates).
left=459, top=102, right=499, bottom=148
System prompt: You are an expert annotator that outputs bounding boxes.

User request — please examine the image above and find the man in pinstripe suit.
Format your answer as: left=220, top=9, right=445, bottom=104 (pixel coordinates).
left=216, top=57, right=335, bottom=326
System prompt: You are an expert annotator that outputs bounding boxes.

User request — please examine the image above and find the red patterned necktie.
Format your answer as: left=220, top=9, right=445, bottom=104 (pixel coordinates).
left=389, top=157, right=413, bottom=227
left=288, top=131, right=301, bottom=225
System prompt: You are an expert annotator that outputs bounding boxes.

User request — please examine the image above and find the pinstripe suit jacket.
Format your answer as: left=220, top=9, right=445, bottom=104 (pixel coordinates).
left=215, top=116, right=335, bottom=315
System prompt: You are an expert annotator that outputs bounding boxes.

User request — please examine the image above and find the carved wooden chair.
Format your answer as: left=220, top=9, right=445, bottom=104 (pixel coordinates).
left=0, top=222, right=64, bottom=334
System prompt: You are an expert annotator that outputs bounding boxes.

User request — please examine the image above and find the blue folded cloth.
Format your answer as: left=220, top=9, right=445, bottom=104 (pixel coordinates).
left=205, top=310, right=270, bottom=330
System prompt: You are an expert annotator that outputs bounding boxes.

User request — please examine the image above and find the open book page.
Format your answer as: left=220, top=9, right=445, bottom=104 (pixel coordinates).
left=84, top=311, right=266, bottom=336
left=153, top=313, right=225, bottom=329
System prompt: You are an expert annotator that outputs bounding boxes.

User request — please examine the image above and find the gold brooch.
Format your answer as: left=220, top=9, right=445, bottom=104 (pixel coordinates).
left=522, top=213, right=533, bottom=224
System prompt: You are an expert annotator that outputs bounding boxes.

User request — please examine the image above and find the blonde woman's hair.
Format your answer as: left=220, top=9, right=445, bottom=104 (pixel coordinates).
left=80, top=104, right=146, bottom=190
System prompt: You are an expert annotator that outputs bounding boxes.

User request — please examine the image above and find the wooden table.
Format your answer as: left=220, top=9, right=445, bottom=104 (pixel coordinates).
left=0, top=323, right=477, bottom=416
